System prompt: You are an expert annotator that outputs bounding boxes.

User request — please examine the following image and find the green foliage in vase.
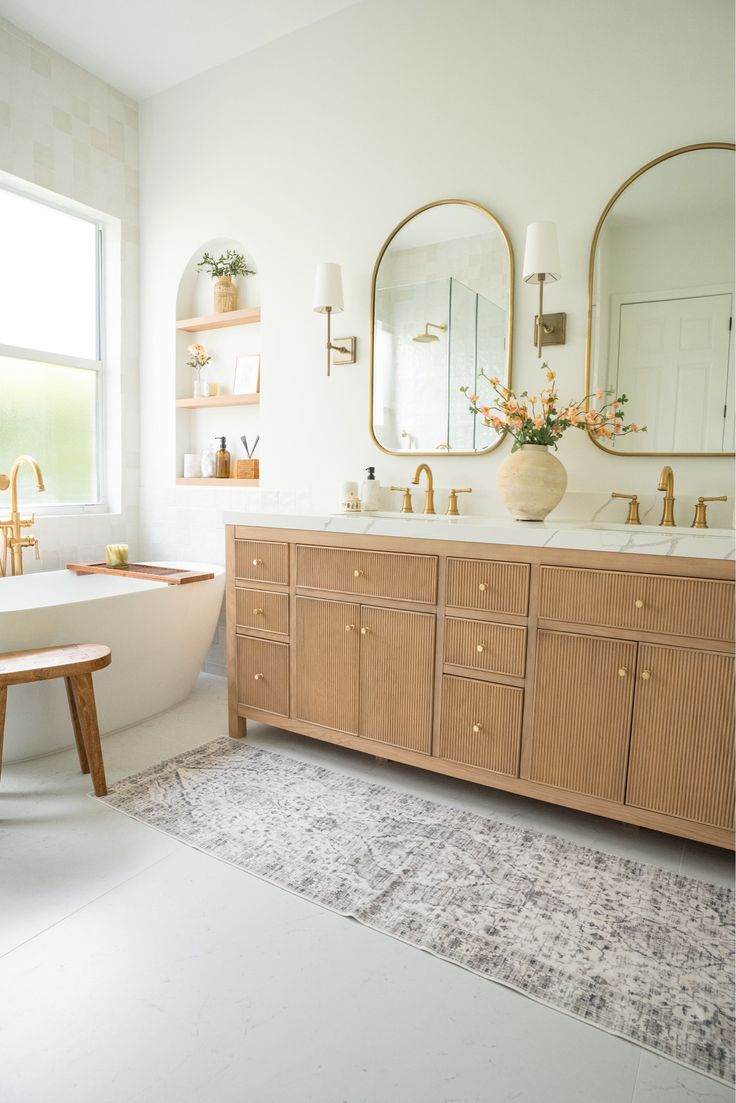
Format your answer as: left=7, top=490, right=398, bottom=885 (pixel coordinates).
left=196, top=250, right=255, bottom=279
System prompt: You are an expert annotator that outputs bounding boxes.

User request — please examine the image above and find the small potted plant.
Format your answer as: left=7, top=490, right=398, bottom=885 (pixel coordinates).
left=196, top=250, right=255, bottom=313
left=463, top=363, right=645, bottom=521
left=187, top=343, right=212, bottom=397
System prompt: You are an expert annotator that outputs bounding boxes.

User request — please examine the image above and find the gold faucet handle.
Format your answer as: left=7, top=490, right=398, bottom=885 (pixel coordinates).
left=390, top=486, right=414, bottom=514
left=691, top=495, right=727, bottom=530
left=611, top=492, right=641, bottom=525
left=20, top=514, right=35, bottom=528
left=447, top=488, right=472, bottom=516
left=0, top=474, right=8, bottom=491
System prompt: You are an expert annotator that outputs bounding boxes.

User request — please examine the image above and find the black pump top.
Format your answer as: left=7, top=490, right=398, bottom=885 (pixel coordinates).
left=365, top=466, right=376, bottom=480
left=217, top=437, right=227, bottom=449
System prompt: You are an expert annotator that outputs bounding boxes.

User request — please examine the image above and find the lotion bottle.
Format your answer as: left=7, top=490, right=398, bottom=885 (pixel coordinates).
left=361, top=466, right=381, bottom=511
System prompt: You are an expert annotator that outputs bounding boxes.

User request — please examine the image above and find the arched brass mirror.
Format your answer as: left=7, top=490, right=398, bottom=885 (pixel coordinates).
left=586, top=143, right=735, bottom=456
left=370, top=199, right=513, bottom=455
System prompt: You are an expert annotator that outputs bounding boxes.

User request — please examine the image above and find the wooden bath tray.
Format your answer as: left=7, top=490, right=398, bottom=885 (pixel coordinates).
left=67, top=562, right=215, bottom=585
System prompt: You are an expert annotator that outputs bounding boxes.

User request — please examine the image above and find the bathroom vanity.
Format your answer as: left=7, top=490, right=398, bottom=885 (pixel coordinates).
left=225, top=515, right=735, bottom=849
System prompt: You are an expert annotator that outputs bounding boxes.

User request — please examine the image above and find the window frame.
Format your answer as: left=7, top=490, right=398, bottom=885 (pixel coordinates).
left=0, top=182, right=107, bottom=514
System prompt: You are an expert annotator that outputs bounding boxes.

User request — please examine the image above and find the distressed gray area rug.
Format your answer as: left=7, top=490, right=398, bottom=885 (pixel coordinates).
left=101, top=737, right=734, bottom=1084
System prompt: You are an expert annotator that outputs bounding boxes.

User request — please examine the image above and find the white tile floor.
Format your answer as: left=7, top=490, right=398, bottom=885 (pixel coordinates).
left=1, top=674, right=733, bottom=1103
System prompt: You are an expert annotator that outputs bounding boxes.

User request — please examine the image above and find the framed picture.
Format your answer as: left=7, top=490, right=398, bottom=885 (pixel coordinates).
left=233, top=354, right=261, bottom=395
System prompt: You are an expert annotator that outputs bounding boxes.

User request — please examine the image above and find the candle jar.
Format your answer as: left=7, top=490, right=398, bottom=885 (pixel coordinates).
left=105, top=543, right=129, bottom=568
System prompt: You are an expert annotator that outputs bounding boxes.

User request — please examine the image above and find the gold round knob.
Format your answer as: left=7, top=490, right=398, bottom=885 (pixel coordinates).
left=472, top=723, right=481, bottom=734
left=360, top=626, right=370, bottom=635
left=641, top=670, right=651, bottom=681
left=354, top=568, right=364, bottom=578
left=618, top=667, right=628, bottom=677
left=476, top=643, right=485, bottom=653
left=478, top=582, right=488, bottom=592
left=253, top=608, right=264, bottom=616
left=634, top=599, right=644, bottom=609
left=345, top=624, right=355, bottom=632
left=252, top=558, right=263, bottom=567
left=254, top=672, right=264, bottom=681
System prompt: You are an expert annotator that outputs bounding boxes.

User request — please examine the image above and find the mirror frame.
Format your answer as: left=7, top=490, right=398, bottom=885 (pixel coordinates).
left=584, top=141, right=736, bottom=458
left=369, top=198, right=515, bottom=457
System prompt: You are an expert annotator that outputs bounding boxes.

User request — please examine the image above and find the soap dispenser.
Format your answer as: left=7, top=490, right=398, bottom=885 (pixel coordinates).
left=215, top=437, right=231, bottom=479
left=361, top=466, right=381, bottom=511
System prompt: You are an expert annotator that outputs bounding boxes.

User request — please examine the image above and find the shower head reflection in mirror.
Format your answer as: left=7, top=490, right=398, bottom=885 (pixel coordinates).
left=370, top=199, right=514, bottom=456
left=412, top=322, right=447, bottom=344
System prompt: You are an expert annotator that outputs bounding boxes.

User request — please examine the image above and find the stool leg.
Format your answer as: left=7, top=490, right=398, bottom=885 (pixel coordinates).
left=65, top=677, right=90, bottom=775
left=0, top=685, right=6, bottom=780
left=67, top=673, right=107, bottom=796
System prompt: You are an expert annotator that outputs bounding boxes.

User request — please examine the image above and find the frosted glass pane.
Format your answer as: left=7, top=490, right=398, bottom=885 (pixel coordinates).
left=0, top=189, right=98, bottom=359
left=0, top=356, right=98, bottom=504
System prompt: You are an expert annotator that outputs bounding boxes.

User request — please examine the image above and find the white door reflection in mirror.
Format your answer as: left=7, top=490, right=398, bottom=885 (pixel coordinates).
left=370, top=200, right=514, bottom=456
left=587, top=143, right=735, bottom=455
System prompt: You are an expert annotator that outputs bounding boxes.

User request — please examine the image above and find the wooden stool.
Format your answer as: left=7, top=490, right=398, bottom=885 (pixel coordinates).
left=0, top=644, right=111, bottom=796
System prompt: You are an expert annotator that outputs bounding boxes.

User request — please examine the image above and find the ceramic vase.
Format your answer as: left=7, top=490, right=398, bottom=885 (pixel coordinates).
left=193, top=377, right=211, bottom=398
left=214, top=275, right=237, bottom=312
left=496, top=444, right=567, bottom=521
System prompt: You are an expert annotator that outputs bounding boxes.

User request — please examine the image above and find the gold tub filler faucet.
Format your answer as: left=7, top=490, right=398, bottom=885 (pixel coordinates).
left=0, top=455, right=45, bottom=576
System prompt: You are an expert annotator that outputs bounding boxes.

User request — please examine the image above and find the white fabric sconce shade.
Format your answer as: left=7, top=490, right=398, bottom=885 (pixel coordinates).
left=313, top=262, right=355, bottom=375
left=522, top=221, right=561, bottom=283
left=313, top=262, right=344, bottom=314
left=523, top=222, right=565, bottom=356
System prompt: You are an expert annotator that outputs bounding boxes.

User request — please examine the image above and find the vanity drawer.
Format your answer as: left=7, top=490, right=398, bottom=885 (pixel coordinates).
left=236, top=588, right=289, bottom=635
left=235, top=540, right=289, bottom=586
left=439, top=675, right=523, bottom=776
left=446, top=558, right=529, bottom=616
left=539, top=566, right=735, bottom=643
left=444, top=617, right=526, bottom=678
left=296, top=545, right=438, bottom=604
left=237, top=636, right=289, bottom=716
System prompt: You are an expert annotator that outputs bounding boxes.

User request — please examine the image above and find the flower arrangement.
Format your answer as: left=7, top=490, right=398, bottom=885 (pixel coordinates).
left=196, top=250, right=255, bottom=279
left=462, top=362, right=644, bottom=452
left=186, top=343, right=211, bottom=380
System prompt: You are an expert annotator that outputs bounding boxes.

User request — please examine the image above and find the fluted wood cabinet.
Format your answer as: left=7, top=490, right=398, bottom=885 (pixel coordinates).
left=226, top=525, right=735, bottom=849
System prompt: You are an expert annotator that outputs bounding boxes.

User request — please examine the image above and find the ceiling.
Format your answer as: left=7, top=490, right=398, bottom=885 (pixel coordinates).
left=0, top=0, right=363, bottom=100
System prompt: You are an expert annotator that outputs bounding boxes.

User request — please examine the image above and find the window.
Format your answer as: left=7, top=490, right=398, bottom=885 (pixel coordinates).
left=0, top=185, right=103, bottom=507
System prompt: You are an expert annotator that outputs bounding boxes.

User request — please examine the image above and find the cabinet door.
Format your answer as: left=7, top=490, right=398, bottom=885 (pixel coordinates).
left=526, top=630, right=637, bottom=801
left=359, top=606, right=435, bottom=753
left=626, top=645, right=735, bottom=829
left=294, top=596, right=360, bottom=733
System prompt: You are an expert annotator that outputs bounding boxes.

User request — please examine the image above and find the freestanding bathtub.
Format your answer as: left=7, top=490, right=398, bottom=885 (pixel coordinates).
left=0, top=563, right=225, bottom=762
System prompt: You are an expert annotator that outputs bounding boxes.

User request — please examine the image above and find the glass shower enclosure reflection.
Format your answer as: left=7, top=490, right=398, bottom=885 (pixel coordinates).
left=373, top=277, right=506, bottom=453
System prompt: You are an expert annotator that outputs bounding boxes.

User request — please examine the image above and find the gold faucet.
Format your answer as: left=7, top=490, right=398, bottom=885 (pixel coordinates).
left=411, top=463, right=435, bottom=514
left=0, top=455, right=45, bottom=576
left=657, top=465, right=676, bottom=527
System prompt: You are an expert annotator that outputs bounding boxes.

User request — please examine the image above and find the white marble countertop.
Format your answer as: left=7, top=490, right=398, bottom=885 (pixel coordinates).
left=224, top=510, right=736, bottom=560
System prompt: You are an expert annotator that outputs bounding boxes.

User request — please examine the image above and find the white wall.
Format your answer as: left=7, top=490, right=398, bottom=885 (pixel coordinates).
left=0, top=17, right=140, bottom=570
left=138, top=0, right=735, bottom=575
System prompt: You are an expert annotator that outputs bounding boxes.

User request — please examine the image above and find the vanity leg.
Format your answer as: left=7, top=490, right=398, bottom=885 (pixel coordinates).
left=229, top=711, right=247, bottom=739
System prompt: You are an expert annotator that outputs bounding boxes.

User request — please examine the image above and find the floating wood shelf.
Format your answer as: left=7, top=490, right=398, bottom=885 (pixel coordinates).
left=176, top=477, right=260, bottom=487
left=175, top=307, right=261, bottom=332
left=175, top=394, right=260, bottom=409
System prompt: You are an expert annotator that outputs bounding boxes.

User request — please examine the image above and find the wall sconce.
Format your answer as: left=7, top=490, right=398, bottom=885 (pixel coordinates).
left=313, top=262, right=357, bottom=376
left=522, top=222, right=566, bottom=357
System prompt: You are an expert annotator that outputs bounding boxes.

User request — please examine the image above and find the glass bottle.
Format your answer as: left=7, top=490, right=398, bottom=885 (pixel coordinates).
left=215, top=436, right=230, bottom=478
